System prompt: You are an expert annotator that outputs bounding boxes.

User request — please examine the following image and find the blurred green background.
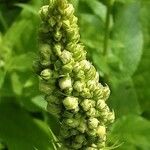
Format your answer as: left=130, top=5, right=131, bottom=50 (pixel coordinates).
left=0, top=0, right=150, bottom=149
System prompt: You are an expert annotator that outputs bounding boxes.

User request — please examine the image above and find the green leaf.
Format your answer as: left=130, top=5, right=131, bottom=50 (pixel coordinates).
left=85, top=0, right=107, bottom=23
left=14, top=3, right=38, bottom=15
left=111, top=1, right=143, bottom=77
left=109, top=115, right=150, bottom=150
left=0, top=101, right=55, bottom=150
left=109, top=77, right=141, bottom=117
left=9, top=53, right=34, bottom=71
left=31, top=95, right=47, bottom=111
left=11, top=72, right=23, bottom=95
left=133, top=0, right=150, bottom=114
left=79, top=14, right=104, bottom=51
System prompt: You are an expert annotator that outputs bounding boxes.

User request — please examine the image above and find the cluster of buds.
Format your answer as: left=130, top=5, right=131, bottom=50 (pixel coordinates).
left=35, top=0, right=115, bottom=149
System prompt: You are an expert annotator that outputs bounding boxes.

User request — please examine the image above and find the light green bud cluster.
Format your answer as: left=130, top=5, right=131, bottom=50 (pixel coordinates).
left=35, top=0, right=115, bottom=149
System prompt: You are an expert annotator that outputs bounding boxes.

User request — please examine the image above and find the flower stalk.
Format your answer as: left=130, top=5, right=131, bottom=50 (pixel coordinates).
left=35, top=0, right=115, bottom=149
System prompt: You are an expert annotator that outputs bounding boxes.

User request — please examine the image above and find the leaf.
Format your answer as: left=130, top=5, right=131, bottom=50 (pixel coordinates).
left=14, top=3, right=38, bottom=15
left=111, top=1, right=143, bottom=77
left=31, top=95, right=47, bottom=111
left=9, top=53, right=35, bottom=71
left=109, top=77, right=141, bottom=117
left=133, top=0, right=150, bottom=114
left=79, top=14, right=104, bottom=51
left=0, top=101, right=55, bottom=150
left=85, top=0, right=107, bottom=23
left=11, top=72, right=23, bottom=95
left=109, top=115, right=150, bottom=150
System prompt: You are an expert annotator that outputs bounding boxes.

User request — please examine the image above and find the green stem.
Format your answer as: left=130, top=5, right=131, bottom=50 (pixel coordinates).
left=103, top=2, right=112, bottom=56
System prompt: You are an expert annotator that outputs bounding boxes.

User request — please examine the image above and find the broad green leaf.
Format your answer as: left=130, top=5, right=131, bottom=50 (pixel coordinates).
left=79, top=14, right=104, bottom=52
left=0, top=101, right=55, bottom=150
left=109, top=77, right=141, bottom=117
left=133, top=0, right=150, bottom=114
left=85, top=0, right=107, bottom=23
left=109, top=115, right=150, bottom=150
left=111, top=1, right=143, bottom=77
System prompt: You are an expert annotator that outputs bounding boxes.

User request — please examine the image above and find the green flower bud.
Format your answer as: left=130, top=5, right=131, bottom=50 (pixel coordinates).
left=80, top=60, right=91, bottom=71
left=75, top=135, right=86, bottom=144
left=64, top=4, right=74, bottom=17
left=75, top=70, right=85, bottom=79
left=48, top=14, right=57, bottom=26
left=87, top=129, right=97, bottom=137
left=73, top=62, right=80, bottom=72
left=63, top=110, right=74, bottom=118
left=45, top=95, right=60, bottom=104
left=40, top=69, right=52, bottom=80
left=107, top=110, right=115, bottom=123
left=73, top=49, right=86, bottom=61
left=53, top=43, right=62, bottom=56
left=87, top=80, right=98, bottom=91
left=47, top=102, right=61, bottom=117
left=39, top=5, right=49, bottom=21
left=70, top=129, right=79, bottom=136
left=102, top=85, right=110, bottom=101
left=73, top=81, right=85, bottom=92
left=86, top=108, right=97, bottom=117
left=49, top=0, right=56, bottom=9
left=39, top=44, right=52, bottom=66
left=54, top=60, right=62, bottom=71
left=88, top=118, right=99, bottom=129
left=59, top=50, right=72, bottom=64
left=100, top=106, right=110, bottom=120
left=93, top=86, right=103, bottom=100
left=81, top=88, right=92, bottom=98
left=59, top=76, right=72, bottom=90
left=62, top=20, right=70, bottom=29
left=71, top=143, right=82, bottom=149
left=54, top=30, right=62, bottom=41
left=65, top=118, right=79, bottom=128
left=63, top=96, right=78, bottom=110
left=60, top=126, right=70, bottom=138
left=95, top=72, right=100, bottom=82
left=97, top=126, right=106, bottom=138
left=96, top=100, right=106, bottom=110
left=39, top=80, right=55, bottom=94
left=86, top=66, right=97, bottom=80
left=62, top=62, right=73, bottom=73
left=81, top=99, right=95, bottom=112
left=77, top=121, right=87, bottom=133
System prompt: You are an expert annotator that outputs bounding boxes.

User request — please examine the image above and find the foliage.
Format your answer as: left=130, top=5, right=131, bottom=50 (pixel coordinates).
left=0, top=0, right=149, bottom=149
